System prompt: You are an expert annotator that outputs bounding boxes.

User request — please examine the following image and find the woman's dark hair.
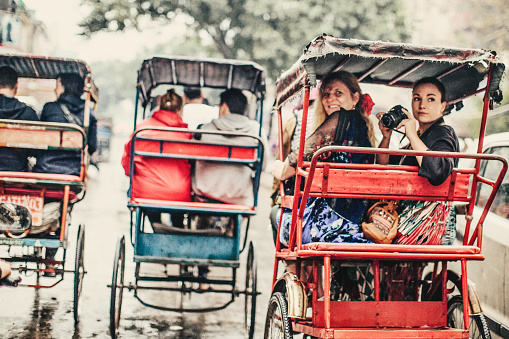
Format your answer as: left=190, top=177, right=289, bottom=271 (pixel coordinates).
left=413, top=77, right=446, bottom=103
left=57, top=73, right=84, bottom=97
left=159, top=88, right=183, bottom=113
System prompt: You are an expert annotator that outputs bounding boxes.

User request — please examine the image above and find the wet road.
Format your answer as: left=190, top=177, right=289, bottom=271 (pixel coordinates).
left=0, top=134, right=277, bottom=339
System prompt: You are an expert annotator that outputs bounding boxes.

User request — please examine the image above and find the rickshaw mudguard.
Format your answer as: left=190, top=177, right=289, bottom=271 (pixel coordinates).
left=273, top=272, right=308, bottom=319
left=468, top=279, right=483, bottom=315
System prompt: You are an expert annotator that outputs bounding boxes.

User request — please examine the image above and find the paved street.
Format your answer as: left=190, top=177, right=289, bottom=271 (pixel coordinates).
left=0, top=134, right=277, bottom=338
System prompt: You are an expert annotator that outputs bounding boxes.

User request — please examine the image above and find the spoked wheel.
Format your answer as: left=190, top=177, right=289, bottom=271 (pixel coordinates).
left=447, top=295, right=491, bottom=339
left=109, top=236, right=125, bottom=339
left=264, top=292, right=293, bottom=339
left=73, top=224, right=85, bottom=324
left=244, top=241, right=257, bottom=339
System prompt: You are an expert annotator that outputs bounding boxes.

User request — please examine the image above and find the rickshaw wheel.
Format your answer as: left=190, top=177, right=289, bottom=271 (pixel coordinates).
left=264, top=292, right=293, bottom=339
left=109, top=236, right=125, bottom=339
left=447, top=295, right=491, bottom=339
left=244, top=241, right=257, bottom=339
left=73, top=224, right=85, bottom=324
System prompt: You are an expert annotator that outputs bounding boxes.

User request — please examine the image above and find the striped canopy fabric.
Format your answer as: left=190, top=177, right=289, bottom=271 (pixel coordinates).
left=276, top=34, right=505, bottom=109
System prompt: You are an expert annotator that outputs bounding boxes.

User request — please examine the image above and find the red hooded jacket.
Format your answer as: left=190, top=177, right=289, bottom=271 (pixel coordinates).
left=121, top=109, right=191, bottom=202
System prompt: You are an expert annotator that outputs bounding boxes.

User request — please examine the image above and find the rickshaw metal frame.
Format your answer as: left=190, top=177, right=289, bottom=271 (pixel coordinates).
left=269, top=35, right=506, bottom=338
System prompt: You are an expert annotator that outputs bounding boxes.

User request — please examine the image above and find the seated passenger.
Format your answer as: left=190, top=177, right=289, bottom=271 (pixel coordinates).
left=182, top=86, right=219, bottom=130
left=192, top=88, right=268, bottom=209
left=121, top=89, right=191, bottom=230
left=33, top=73, right=98, bottom=176
left=377, top=77, right=460, bottom=245
left=272, top=71, right=376, bottom=247
left=191, top=88, right=267, bottom=288
left=0, top=66, right=39, bottom=171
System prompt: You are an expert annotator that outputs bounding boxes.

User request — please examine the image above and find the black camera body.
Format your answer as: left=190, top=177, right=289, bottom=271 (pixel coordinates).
left=381, top=105, right=408, bottom=129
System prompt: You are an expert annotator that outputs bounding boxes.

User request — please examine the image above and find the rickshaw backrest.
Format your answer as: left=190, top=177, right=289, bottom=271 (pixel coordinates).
left=135, top=137, right=257, bottom=162
left=130, top=127, right=264, bottom=211
left=132, top=128, right=260, bottom=164
left=0, top=120, right=84, bottom=150
left=308, top=166, right=471, bottom=202
left=0, top=119, right=86, bottom=202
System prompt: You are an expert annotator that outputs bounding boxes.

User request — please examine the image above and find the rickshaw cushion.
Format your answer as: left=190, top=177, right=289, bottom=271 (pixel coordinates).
left=300, top=242, right=480, bottom=256
left=0, top=171, right=82, bottom=183
left=130, top=198, right=255, bottom=215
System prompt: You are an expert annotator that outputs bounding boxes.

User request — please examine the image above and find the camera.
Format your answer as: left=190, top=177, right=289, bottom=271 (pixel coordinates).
left=381, top=105, right=408, bottom=129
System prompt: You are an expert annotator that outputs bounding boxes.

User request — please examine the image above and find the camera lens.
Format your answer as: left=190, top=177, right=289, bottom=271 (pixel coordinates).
left=381, top=114, right=396, bottom=129
left=381, top=105, right=407, bottom=129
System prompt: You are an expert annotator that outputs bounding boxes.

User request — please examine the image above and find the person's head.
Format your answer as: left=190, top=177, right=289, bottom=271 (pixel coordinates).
left=313, top=71, right=375, bottom=146
left=159, top=88, right=183, bottom=115
left=183, top=87, right=203, bottom=103
left=318, top=71, right=361, bottom=116
left=411, top=77, right=447, bottom=127
left=55, top=73, right=84, bottom=99
left=0, top=66, right=19, bottom=94
left=219, top=88, right=247, bottom=115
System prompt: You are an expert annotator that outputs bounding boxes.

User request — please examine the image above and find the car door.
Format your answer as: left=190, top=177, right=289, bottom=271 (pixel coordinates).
left=457, top=144, right=509, bottom=327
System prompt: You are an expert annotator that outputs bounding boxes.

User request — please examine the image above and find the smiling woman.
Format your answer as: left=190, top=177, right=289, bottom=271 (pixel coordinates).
left=272, top=70, right=377, bottom=247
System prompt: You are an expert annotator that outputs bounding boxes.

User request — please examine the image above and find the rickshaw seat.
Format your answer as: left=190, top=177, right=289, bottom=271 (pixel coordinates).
left=130, top=130, right=263, bottom=215
left=0, top=171, right=82, bottom=183
left=129, top=198, right=256, bottom=216
left=298, top=242, right=483, bottom=261
left=0, top=119, right=84, bottom=149
left=0, top=119, right=87, bottom=186
left=308, top=167, right=471, bottom=201
left=133, top=136, right=259, bottom=163
left=282, top=167, right=471, bottom=209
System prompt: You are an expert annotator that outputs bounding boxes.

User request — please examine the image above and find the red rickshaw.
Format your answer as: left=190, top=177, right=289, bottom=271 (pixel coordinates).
left=266, top=35, right=506, bottom=338
left=0, top=53, right=97, bottom=324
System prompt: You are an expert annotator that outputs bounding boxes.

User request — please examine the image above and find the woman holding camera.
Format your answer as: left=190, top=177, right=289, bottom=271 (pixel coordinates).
left=377, top=77, right=460, bottom=245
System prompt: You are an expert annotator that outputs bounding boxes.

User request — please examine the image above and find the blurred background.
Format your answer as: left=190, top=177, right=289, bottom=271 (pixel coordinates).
left=2, top=0, right=507, bottom=152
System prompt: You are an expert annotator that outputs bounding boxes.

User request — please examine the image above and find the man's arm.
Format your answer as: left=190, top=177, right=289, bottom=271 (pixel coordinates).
left=0, top=260, right=11, bottom=279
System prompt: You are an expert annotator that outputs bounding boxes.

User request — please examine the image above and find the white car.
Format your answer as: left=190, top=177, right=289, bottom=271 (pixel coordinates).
left=455, top=131, right=509, bottom=337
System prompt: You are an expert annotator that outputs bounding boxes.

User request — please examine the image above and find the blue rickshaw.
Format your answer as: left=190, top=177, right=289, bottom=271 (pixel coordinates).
left=109, top=56, right=266, bottom=339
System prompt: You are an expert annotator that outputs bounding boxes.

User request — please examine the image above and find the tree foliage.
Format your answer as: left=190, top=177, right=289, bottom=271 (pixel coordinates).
left=79, top=0, right=411, bottom=81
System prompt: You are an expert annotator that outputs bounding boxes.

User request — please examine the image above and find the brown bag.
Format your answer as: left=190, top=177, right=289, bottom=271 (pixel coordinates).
left=362, top=200, right=399, bottom=244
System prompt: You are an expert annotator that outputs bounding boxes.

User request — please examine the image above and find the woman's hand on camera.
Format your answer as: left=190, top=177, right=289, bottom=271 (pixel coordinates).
left=376, top=112, right=393, bottom=139
left=396, top=108, right=418, bottom=137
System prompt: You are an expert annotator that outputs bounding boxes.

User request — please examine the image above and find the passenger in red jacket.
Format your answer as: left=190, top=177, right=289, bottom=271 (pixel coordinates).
left=121, top=89, right=191, bottom=229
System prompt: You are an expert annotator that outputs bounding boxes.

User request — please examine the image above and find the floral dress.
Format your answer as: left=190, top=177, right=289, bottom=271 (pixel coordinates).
left=279, top=108, right=374, bottom=246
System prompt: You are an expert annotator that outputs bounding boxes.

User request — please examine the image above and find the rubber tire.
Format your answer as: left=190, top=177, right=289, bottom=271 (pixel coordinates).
left=73, top=224, right=85, bottom=324
left=244, top=241, right=257, bottom=339
left=447, top=295, right=492, bottom=339
left=264, top=291, right=293, bottom=339
left=109, top=236, right=125, bottom=339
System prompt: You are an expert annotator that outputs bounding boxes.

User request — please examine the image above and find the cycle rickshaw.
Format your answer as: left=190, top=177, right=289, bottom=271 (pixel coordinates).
left=109, top=56, right=265, bottom=338
left=0, top=54, right=98, bottom=323
left=267, top=35, right=506, bottom=338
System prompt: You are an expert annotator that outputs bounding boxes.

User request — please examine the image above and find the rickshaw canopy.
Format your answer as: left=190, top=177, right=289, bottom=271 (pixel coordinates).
left=276, top=34, right=505, bottom=109
left=137, top=56, right=266, bottom=107
left=0, top=53, right=99, bottom=102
